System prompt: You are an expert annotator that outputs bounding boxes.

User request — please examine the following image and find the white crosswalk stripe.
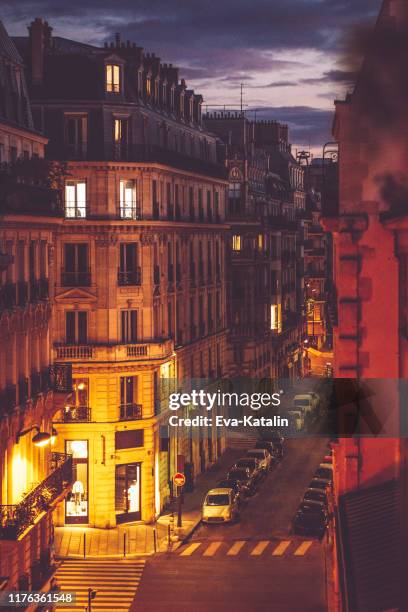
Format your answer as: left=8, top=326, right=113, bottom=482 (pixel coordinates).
left=54, top=558, right=145, bottom=611
left=178, top=539, right=314, bottom=558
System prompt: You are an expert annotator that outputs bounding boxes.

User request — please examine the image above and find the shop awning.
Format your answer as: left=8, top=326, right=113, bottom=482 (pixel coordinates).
left=338, top=479, right=402, bottom=612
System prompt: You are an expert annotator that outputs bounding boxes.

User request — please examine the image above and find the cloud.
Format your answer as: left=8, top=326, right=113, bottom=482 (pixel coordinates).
left=300, top=69, right=357, bottom=85
left=248, top=106, right=334, bottom=147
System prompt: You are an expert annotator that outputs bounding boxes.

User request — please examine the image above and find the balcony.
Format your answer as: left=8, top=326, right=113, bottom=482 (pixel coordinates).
left=61, top=270, right=91, bottom=287
left=0, top=283, right=16, bottom=310
left=54, top=339, right=173, bottom=362
left=0, top=453, right=73, bottom=540
left=64, top=202, right=89, bottom=219
left=118, top=202, right=141, bottom=220
left=56, top=405, right=92, bottom=423
left=119, top=403, right=142, bottom=420
left=118, top=267, right=141, bottom=286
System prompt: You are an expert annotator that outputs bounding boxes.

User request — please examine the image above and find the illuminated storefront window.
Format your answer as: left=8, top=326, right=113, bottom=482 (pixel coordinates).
left=65, top=440, right=88, bottom=524
left=115, top=463, right=141, bottom=523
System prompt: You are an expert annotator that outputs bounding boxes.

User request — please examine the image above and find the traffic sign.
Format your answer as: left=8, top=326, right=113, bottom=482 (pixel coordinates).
left=173, top=472, right=186, bottom=487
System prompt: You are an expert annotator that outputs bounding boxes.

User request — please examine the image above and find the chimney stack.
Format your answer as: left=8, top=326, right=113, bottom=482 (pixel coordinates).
left=28, top=18, right=52, bottom=86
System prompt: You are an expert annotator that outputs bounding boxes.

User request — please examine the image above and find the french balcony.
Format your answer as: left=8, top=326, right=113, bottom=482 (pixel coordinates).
left=118, top=267, right=141, bottom=286
left=54, top=339, right=173, bottom=362
left=61, top=270, right=91, bottom=287
left=0, top=283, right=16, bottom=310
left=0, top=453, right=73, bottom=540
left=64, top=202, right=89, bottom=219
left=118, top=202, right=142, bottom=220
left=56, top=405, right=92, bottom=423
left=119, top=403, right=142, bottom=420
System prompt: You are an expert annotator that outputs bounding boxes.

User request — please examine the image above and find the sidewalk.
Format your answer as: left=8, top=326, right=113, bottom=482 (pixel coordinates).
left=54, top=448, right=241, bottom=559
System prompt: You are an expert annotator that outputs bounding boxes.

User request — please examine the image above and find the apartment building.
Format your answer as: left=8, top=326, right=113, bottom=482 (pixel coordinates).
left=205, top=112, right=305, bottom=384
left=0, top=21, right=72, bottom=591
left=15, top=20, right=228, bottom=527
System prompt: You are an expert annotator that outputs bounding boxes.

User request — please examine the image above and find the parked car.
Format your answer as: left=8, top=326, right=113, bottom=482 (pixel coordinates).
left=227, top=467, right=256, bottom=495
left=303, top=488, right=327, bottom=506
left=288, top=409, right=305, bottom=431
left=293, top=500, right=328, bottom=537
left=246, top=448, right=272, bottom=471
left=314, top=464, right=333, bottom=482
left=216, top=478, right=245, bottom=503
left=308, top=477, right=330, bottom=492
left=233, top=457, right=263, bottom=481
left=202, top=488, right=240, bottom=524
left=293, top=393, right=320, bottom=421
left=256, top=436, right=283, bottom=459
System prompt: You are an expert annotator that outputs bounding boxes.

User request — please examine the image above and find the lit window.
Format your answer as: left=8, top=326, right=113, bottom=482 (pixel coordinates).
left=146, top=77, right=151, bottom=97
left=270, top=304, right=281, bottom=332
left=232, top=235, right=241, bottom=251
left=258, top=234, right=263, bottom=250
left=65, top=181, right=87, bottom=218
left=120, top=179, right=138, bottom=219
left=106, top=64, right=120, bottom=93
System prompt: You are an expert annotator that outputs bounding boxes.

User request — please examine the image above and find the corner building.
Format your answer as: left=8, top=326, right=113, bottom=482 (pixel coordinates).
left=15, top=20, right=228, bottom=527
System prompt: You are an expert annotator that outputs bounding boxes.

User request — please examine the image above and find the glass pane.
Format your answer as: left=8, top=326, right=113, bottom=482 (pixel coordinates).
left=65, top=184, right=76, bottom=217
left=66, top=440, right=88, bottom=458
left=76, top=182, right=86, bottom=216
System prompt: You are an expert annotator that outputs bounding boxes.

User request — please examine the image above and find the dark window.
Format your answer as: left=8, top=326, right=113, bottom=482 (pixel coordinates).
left=115, top=430, right=143, bottom=450
left=121, top=310, right=138, bottom=343
left=119, top=243, right=140, bottom=285
left=63, top=244, right=90, bottom=286
left=66, top=311, right=88, bottom=344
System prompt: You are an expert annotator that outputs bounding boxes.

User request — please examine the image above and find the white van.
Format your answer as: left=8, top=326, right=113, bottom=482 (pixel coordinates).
left=293, top=393, right=320, bottom=421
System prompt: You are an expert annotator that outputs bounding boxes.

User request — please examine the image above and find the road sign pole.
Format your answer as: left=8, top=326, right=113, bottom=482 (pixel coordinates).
left=177, top=486, right=183, bottom=528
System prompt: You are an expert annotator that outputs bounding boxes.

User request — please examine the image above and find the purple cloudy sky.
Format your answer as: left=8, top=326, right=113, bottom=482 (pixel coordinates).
left=4, top=0, right=381, bottom=154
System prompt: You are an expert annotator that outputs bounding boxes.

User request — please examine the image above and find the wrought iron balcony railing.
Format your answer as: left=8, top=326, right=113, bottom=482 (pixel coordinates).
left=117, top=267, right=141, bottom=286
left=0, top=453, right=73, bottom=540
left=119, top=403, right=142, bottom=420
left=61, top=270, right=91, bottom=287
left=58, top=405, right=92, bottom=422
left=119, top=202, right=141, bottom=220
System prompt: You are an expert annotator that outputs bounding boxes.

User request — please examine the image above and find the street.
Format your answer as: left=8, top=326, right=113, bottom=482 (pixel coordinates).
left=133, top=435, right=329, bottom=612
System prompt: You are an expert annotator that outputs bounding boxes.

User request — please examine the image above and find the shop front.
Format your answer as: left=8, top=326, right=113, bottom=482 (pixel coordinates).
left=115, top=462, right=142, bottom=524
left=64, top=440, right=89, bottom=524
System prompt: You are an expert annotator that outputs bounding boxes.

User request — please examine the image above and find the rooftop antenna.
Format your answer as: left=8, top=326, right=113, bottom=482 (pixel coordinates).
left=240, top=83, right=244, bottom=114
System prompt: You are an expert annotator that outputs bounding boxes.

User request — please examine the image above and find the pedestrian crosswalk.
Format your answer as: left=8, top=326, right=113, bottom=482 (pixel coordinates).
left=178, top=539, right=315, bottom=558
left=54, top=558, right=145, bottom=610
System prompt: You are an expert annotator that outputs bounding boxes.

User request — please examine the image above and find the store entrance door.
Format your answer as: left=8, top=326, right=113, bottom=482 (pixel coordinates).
left=115, top=463, right=142, bottom=524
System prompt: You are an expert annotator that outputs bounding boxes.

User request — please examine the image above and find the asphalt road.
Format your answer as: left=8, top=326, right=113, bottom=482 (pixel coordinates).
left=133, top=434, right=329, bottom=612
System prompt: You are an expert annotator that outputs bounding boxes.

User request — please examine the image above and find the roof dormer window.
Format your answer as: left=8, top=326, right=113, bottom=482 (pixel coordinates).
left=106, top=64, right=121, bottom=93
left=146, top=77, right=151, bottom=97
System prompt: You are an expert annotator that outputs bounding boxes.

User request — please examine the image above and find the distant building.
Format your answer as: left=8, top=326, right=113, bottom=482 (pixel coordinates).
left=0, top=21, right=72, bottom=592
left=205, top=112, right=305, bottom=383
left=14, top=19, right=229, bottom=528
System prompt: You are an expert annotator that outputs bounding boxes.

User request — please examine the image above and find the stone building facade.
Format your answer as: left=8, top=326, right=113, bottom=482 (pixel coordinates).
left=15, top=20, right=228, bottom=527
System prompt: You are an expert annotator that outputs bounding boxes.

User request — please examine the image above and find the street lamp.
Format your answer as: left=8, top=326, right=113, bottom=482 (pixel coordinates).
left=16, top=425, right=52, bottom=447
